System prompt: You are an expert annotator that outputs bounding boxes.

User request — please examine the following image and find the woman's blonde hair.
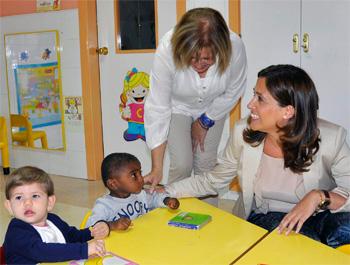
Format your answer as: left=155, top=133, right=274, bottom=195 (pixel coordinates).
left=171, top=8, right=232, bottom=75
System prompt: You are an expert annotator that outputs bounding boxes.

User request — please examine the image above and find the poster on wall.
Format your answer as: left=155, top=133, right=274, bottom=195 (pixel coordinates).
left=64, top=96, right=84, bottom=132
left=37, top=0, right=60, bottom=12
left=4, top=30, right=65, bottom=150
left=5, top=31, right=62, bottom=129
left=14, top=63, right=61, bottom=129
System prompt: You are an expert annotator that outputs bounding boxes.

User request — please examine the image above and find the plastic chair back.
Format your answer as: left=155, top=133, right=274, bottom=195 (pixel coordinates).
left=0, top=116, right=10, bottom=175
left=80, top=210, right=92, bottom=229
left=336, top=244, right=350, bottom=255
left=10, top=114, right=33, bottom=137
left=0, top=246, right=6, bottom=265
left=10, top=114, right=48, bottom=148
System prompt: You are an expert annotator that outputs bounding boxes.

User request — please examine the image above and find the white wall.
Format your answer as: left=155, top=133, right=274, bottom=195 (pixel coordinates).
left=0, top=9, right=88, bottom=179
left=241, top=1, right=350, bottom=144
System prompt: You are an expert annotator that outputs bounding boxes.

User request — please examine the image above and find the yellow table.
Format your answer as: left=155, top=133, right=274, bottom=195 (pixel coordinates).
left=43, top=198, right=267, bottom=265
left=234, top=228, right=350, bottom=264
left=103, top=198, right=267, bottom=265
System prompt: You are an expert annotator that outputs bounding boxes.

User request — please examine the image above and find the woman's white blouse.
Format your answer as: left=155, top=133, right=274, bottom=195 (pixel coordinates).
left=144, top=29, right=247, bottom=150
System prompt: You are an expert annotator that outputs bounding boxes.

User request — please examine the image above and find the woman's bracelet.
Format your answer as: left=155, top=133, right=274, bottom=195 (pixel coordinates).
left=197, top=118, right=209, bottom=130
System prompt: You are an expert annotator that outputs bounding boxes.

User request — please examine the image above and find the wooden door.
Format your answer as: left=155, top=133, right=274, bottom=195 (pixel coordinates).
left=96, top=0, right=177, bottom=181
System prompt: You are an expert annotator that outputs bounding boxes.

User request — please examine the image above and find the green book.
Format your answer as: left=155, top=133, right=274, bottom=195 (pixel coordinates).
left=168, top=212, right=212, bottom=230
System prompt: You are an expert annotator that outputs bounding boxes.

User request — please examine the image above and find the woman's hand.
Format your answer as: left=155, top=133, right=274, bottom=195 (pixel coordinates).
left=278, top=190, right=319, bottom=235
left=144, top=143, right=167, bottom=194
left=144, top=169, right=163, bottom=194
left=192, top=120, right=208, bottom=154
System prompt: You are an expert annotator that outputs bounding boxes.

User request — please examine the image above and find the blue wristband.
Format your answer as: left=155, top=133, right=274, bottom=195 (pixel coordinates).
left=200, top=113, right=215, bottom=127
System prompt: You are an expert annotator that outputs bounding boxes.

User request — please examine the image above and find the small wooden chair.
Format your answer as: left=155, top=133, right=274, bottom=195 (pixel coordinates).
left=0, top=116, right=10, bottom=175
left=10, top=114, right=48, bottom=148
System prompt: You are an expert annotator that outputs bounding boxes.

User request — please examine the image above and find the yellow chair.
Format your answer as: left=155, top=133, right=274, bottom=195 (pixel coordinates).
left=0, top=116, right=10, bottom=175
left=80, top=210, right=92, bottom=229
left=336, top=244, right=350, bottom=255
left=10, top=114, right=48, bottom=148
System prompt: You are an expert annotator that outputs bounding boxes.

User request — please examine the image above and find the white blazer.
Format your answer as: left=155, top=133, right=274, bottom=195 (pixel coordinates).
left=166, top=117, right=350, bottom=220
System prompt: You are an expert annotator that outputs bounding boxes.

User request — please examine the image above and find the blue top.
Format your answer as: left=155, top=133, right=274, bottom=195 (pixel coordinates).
left=3, top=213, right=93, bottom=265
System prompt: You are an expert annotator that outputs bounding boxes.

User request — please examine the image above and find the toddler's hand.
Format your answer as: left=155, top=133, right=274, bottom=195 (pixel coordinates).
left=109, top=217, right=133, bottom=231
left=165, top=197, right=180, bottom=209
left=88, top=239, right=105, bottom=257
left=90, top=221, right=109, bottom=239
left=115, top=217, right=133, bottom=230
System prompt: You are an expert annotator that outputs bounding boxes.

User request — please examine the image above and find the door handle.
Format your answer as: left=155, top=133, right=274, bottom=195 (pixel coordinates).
left=97, top=47, right=108, bottom=55
left=301, top=34, right=309, bottom=53
left=293, top=34, right=299, bottom=53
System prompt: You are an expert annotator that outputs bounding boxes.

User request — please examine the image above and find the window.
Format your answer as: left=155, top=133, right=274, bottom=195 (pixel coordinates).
left=115, top=0, right=158, bottom=53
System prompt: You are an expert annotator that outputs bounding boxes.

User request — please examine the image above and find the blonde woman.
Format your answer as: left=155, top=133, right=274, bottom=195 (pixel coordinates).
left=144, top=8, right=247, bottom=206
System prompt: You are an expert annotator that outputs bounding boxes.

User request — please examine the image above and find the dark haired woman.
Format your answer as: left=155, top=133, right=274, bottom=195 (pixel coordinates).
left=161, top=64, right=350, bottom=248
left=144, top=8, right=247, bottom=206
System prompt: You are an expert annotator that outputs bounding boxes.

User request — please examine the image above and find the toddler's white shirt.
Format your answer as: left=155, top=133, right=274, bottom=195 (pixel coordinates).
left=32, top=219, right=66, bottom=243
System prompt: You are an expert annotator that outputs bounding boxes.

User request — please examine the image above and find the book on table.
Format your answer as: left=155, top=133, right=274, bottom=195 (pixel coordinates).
left=167, top=212, right=212, bottom=230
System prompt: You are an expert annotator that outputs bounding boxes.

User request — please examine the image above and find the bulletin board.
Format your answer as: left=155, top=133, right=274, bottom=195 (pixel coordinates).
left=4, top=30, right=64, bottom=130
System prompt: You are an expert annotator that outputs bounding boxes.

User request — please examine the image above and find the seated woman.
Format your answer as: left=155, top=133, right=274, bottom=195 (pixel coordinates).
left=160, top=64, right=350, bottom=248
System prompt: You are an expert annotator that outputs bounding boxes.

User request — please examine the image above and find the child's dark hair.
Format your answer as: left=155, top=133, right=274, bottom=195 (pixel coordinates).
left=5, top=166, right=54, bottom=199
left=101, top=153, right=140, bottom=188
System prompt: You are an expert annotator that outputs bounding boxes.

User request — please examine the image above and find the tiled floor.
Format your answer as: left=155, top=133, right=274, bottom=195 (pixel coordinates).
left=0, top=167, right=235, bottom=244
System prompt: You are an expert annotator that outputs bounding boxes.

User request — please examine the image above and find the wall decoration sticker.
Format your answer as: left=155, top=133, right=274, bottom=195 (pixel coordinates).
left=119, top=68, right=149, bottom=141
left=64, top=96, right=84, bottom=133
left=37, top=0, right=60, bottom=12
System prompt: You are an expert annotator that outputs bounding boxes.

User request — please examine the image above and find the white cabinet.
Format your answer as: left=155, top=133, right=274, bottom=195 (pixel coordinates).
left=241, top=0, right=350, bottom=144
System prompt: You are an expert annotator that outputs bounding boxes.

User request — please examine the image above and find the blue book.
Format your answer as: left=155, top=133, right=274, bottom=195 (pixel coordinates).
left=167, top=212, right=212, bottom=230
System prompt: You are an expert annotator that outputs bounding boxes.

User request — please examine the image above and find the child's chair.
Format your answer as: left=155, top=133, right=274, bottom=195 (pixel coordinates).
left=0, top=116, right=10, bottom=175
left=80, top=210, right=92, bottom=229
left=0, top=246, right=6, bottom=265
left=336, top=244, right=350, bottom=255
left=10, top=114, right=48, bottom=148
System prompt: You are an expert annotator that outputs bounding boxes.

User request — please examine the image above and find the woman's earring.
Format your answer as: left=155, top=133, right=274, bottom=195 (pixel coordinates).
left=283, top=115, right=286, bottom=119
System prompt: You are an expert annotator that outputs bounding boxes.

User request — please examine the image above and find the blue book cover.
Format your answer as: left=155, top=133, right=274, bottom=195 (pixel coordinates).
left=167, top=212, right=212, bottom=230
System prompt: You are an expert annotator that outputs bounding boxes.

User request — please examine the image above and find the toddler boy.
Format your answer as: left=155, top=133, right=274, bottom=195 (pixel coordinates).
left=86, top=153, right=180, bottom=231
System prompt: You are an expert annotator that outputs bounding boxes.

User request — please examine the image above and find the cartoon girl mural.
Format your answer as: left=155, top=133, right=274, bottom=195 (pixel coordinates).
left=119, top=68, right=149, bottom=141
